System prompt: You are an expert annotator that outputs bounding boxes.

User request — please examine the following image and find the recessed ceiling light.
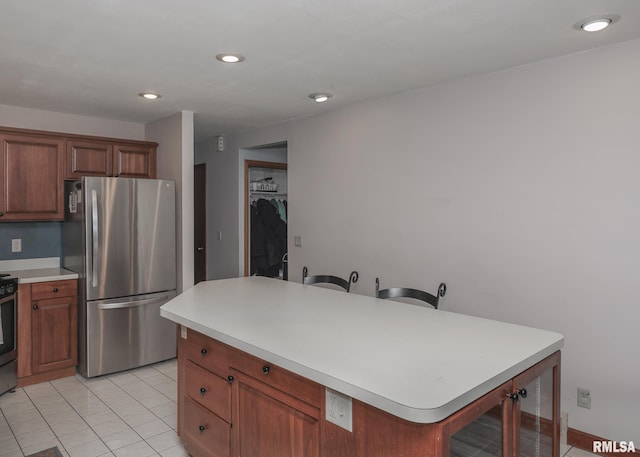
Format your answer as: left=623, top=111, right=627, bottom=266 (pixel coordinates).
left=309, top=93, right=333, bottom=103
left=574, top=15, right=619, bottom=32
left=581, top=18, right=612, bottom=32
left=216, top=53, right=245, bottom=63
left=139, top=92, right=161, bottom=100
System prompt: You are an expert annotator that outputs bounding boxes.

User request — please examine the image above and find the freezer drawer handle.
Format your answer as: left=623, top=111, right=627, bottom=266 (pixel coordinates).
left=97, top=295, right=170, bottom=310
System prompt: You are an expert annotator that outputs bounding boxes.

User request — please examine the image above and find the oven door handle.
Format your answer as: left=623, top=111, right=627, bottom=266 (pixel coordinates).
left=0, top=294, right=15, bottom=305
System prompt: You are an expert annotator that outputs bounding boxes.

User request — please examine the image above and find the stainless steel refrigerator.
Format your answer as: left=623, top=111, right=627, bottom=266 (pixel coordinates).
left=63, top=177, right=177, bottom=378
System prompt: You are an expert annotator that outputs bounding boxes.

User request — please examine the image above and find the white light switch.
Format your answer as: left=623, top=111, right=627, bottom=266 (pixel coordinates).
left=294, top=235, right=303, bottom=247
left=326, top=388, right=352, bottom=432
left=11, top=239, right=22, bottom=253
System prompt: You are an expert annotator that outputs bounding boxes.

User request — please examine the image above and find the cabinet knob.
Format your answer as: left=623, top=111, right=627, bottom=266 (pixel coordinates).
left=518, top=388, right=528, bottom=399
left=200, top=348, right=208, bottom=355
left=198, top=425, right=206, bottom=432
left=199, top=387, right=207, bottom=395
left=507, top=392, right=519, bottom=402
left=262, top=365, right=271, bottom=375
left=32, top=304, right=39, bottom=310
left=108, top=174, right=113, bottom=177
left=53, top=287, right=59, bottom=293
left=115, top=174, right=120, bottom=177
left=0, top=212, right=4, bottom=216
left=227, top=375, right=234, bottom=384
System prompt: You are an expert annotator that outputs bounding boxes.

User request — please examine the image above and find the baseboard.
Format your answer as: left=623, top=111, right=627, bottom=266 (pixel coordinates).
left=569, top=427, right=640, bottom=457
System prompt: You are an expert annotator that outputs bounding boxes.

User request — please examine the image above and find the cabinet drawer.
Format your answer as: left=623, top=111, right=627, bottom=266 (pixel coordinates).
left=31, top=280, right=77, bottom=300
left=227, top=346, right=322, bottom=409
left=185, top=360, right=231, bottom=421
left=183, top=396, right=230, bottom=457
left=186, top=328, right=321, bottom=409
left=185, top=329, right=234, bottom=377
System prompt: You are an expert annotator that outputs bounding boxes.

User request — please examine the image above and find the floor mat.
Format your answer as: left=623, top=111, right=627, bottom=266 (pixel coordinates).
left=25, top=447, right=63, bottom=457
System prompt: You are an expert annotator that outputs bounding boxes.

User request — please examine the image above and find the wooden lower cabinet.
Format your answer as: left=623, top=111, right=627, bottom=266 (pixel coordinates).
left=178, top=329, right=560, bottom=457
left=233, top=371, right=320, bottom=457
left=17, top=279, right=78, bottom=386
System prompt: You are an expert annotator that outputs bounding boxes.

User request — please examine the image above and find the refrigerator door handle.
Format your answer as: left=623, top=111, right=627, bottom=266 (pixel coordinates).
left=97, top=295, right=170, bottom=310
left=91, top=189, right=99, bottom=288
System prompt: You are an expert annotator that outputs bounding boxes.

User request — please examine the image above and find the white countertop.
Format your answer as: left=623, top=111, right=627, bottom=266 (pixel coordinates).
left=0, top=257, right=78, bottom=283
left=160, top=277, right=563, bottom=424
left=1, top=267, right=78, bottom=284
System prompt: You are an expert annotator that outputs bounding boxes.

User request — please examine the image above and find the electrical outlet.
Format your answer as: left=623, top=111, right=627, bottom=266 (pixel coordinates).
left=294, top=235, right=303, bottom=247
left=326, top=388, right=352, bottom=432
left=577, top=388, right=591, bottom=409
left=180, top=325, right=187, bottom=339
left=11, top=239, right=22, bottom=253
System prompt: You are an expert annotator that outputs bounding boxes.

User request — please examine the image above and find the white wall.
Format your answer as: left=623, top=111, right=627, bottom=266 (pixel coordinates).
left=222, top=38, right=640, bottom=442
left=0, top=103, right=145, bottom=139
left=146, top=111, right=195, bottom=293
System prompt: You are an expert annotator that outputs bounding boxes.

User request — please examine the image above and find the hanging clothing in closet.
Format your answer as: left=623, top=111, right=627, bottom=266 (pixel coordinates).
left=251, top=198, right=287, bottom=277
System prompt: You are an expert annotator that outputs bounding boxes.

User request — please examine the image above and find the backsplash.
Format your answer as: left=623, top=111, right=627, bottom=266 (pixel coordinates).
left=0, top=222, right=61, bottom=260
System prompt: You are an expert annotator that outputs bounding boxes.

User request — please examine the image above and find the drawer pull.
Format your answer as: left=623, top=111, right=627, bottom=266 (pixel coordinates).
left=32, top=304, right=39, bottom=310
left=198, top=424, right=206, bottom=432
left=53, top=287, right=59, bottom=293
left=201, top=348, right=208, bottom=355
left=199, top=387, right=207, bottom=395
left=227, top=375, right=234, bottom=384
left=518, top=388, right=528, bottom=399
left=262, top=365, right=271, bottom=375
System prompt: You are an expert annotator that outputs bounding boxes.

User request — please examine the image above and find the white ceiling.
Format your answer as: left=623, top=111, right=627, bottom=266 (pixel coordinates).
left=2, top=0, right=640, bottom=141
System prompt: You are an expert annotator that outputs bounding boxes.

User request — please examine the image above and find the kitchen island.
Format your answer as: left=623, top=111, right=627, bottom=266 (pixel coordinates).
left=161, top=277, right=563, bottom=457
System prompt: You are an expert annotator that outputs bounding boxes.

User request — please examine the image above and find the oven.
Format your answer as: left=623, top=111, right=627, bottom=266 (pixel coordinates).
left=0, top=275, right=18, bottom=396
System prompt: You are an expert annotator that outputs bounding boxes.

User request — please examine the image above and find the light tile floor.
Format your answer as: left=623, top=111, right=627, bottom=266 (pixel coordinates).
left=0, top=358, right=601, bottom=457
left=0, top=359, right=187, bottom=457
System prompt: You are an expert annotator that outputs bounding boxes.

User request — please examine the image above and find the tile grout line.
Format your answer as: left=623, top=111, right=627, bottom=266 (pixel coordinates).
left=2, top=360, right=181, bottom=457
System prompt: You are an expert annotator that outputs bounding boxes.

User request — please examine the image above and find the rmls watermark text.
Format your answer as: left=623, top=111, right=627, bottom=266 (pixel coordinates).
left=593, top=441, right=636, bottom=453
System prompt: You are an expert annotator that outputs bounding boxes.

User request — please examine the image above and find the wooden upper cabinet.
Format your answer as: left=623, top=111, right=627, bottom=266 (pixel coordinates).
left=114, top=143, right=156, bottom=178
left=0, top=133, right=64, bottom=221
left=65, top=140, right=113, bottom=178
left=66, top=139, right=156, bottom=179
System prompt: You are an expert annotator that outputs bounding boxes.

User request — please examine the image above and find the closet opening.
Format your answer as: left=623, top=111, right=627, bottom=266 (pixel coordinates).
left=243, top=143, right=288, bottom=278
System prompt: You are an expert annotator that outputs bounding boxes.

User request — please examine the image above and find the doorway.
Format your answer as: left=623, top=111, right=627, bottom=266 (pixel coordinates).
left=244, top=160, right=288, bottom=277
left=194, top=163, right=207, bottom=284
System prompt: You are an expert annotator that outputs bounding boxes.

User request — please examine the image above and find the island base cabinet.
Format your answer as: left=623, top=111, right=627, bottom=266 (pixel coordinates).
left=177, top=328, right=559, bottom=457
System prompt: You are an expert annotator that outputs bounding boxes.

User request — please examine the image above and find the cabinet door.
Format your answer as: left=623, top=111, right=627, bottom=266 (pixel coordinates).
left=31, top=295, right=78, bottom=374
left=0, top=134, right=64, bottom=221
left=512, top=352, right=560, bottom=457
left=443, top=380, right=513, bottom=457
left=232, top=370, right=320, bottom=457
left=65, top=139, right=113, bottom=179
left=113, top=143, right=156, bottom=178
